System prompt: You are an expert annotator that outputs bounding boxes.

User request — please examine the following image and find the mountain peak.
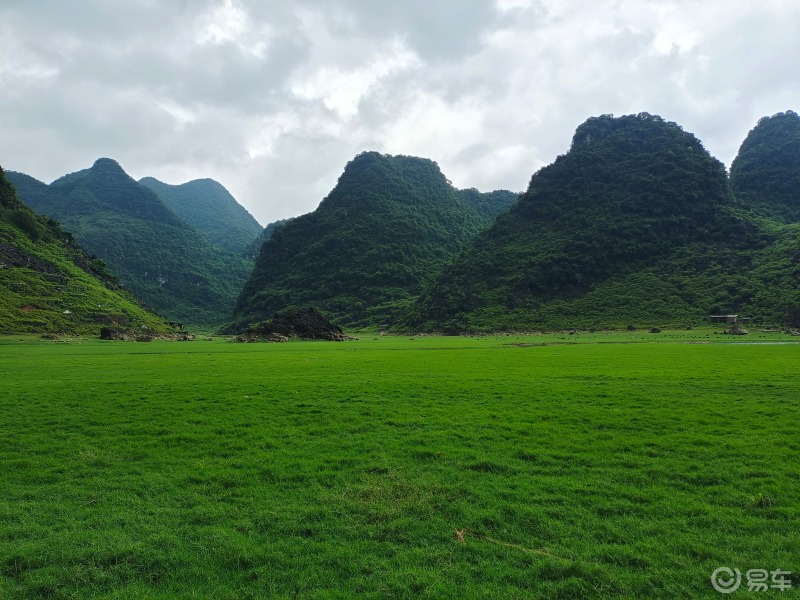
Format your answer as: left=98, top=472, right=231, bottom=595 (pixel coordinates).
left=341, top=151, right=443, bottom=178
left=405, top=113, right=742, bottom=331
left=570, top=112, right=687, bottom=150
left=91, top=158, right=126, bottom=175
left=730, top=110, right=800, bottom=222
left=227, top=151, right=487, bottom=330
left=0, top=166, right=18, bottom=207
left=7, top=164, right=253, bottom=327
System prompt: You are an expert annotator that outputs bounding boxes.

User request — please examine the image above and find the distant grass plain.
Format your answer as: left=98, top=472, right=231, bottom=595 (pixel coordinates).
left=1, top=331, right=798, bottom=598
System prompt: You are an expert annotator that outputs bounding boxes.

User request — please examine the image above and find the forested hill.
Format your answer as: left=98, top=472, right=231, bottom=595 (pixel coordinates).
left=0, top=165, right=169, bottom=334
left=458, top=188, right=518, bottom=220
left=226, top=151, right=490, bottom=330
left=242, top=217, right=295, bottom=259
left=401, top=113, right=790, bottom=331
left=730, top=110, right=800, bottom=222
left=139, top=177, right=263, bottom=254
left=7, top=160, right=252, bottom=328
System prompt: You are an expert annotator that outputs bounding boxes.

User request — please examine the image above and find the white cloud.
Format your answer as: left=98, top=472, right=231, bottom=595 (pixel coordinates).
left=0, top=0, right=798, bottom=224
left=195, top=0, right=271, bottom=58
left=291, top=43, right=418, bottom=120
left=196, top=0, right=249, bottom=45
left=157, top=100, right=197, bottom=131
left=383, top=93, right=486, bottom=169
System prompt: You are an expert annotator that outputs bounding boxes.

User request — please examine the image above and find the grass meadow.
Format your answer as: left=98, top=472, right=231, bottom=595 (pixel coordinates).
left=1, top=331, right=799, bottom=598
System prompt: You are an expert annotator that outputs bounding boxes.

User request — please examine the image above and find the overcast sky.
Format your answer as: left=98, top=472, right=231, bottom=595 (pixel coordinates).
left=2, top=0, right=798, bottom=225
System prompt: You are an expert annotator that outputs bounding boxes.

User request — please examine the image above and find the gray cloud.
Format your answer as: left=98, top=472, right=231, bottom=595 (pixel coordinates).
left=1, top=0, right=797, bottom=224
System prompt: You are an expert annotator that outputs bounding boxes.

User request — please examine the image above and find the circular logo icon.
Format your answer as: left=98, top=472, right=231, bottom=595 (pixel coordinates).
left=711, top=567, right=742, bottom=594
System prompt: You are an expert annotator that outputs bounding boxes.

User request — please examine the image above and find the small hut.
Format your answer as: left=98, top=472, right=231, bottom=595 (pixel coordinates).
left=708, top=314, right=738, bottom=324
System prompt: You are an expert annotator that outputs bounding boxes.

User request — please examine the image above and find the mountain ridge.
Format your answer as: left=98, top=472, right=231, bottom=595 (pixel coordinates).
left=0, top=165, right=170, bottom=334
left=8, top=160, right=252, bottom=327
left=139, top=176, right=263, bottom=254
left=399, top=112, right=797, bottom=331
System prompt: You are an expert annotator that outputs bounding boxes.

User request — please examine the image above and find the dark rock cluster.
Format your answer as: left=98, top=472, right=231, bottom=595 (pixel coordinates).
left=238, top=307, right=350, bottom=342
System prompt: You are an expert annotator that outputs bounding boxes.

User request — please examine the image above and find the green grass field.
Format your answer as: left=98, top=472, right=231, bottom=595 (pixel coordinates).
left=1, top=332, right=799, bottom=598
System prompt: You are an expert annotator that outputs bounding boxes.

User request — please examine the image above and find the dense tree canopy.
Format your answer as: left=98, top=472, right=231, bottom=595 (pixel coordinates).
left=401, top=113, right=797, bottom=331
left=227, top=152, right=492, bottom=330
left=730, top=110, right=800, bottom=222
left=458, top=188, right=518, bottom=220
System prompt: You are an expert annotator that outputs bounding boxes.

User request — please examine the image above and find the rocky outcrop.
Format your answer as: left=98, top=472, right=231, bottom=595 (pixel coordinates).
left=239, top=307, right=351, bottom=341
left=725, top=325, right=749, bottom=335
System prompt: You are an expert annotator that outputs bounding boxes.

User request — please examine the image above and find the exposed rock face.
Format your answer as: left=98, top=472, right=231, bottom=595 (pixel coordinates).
left=244, top=307, right=350, bottom=341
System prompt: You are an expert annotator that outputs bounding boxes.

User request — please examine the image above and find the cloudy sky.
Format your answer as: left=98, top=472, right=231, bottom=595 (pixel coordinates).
left=1, top=0, right=798, bottom=225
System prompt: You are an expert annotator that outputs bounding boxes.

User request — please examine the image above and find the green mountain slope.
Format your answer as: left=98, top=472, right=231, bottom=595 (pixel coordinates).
left=744, top=222, right=800, bottom=326
left=227, top=151, right=490, bottom=330
left=403, top=113, right=790, bottom=331
left=730, top=110, right=800, bottom=222
left=139, top=177, right=262, bottom=253
left=0, top=166, right=169, bottom=334
left=458, top=188, right=518, bottom=220
left=8, top=160, right=252, bottom=327
left=242, top=217, right=295, bottom=260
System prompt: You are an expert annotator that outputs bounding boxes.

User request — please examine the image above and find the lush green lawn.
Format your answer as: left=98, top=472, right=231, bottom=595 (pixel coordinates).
left=1, top=332, right=799, bottom=598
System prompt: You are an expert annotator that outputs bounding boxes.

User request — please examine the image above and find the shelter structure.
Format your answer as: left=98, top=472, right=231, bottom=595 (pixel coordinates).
left=708, top=314, right=738, bottom=323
